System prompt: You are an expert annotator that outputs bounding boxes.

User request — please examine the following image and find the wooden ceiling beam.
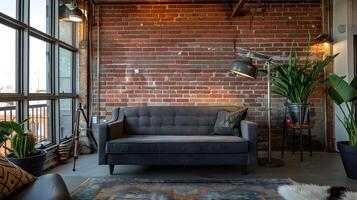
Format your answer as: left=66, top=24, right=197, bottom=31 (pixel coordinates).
left=231, top=0, right=246, bottom=17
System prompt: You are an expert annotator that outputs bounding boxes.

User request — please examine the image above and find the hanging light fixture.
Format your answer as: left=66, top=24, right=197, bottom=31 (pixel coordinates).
left=68, top=7, right=84, bottom=22
left=59, top=0, right=84, bottom=23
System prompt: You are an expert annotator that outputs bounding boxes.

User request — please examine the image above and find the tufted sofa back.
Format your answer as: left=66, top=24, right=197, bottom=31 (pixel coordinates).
left=120, top=106, right=239, bottom=135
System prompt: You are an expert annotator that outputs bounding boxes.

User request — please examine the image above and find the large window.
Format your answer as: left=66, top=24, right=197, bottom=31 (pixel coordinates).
left=0, top=1, right=79, bottom=148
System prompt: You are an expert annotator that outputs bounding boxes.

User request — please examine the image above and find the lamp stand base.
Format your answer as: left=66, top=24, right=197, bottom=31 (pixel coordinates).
left=258, top=157, right=284, bottom=168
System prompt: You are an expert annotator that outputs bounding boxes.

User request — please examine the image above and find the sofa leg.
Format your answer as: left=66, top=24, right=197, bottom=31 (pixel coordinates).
left=239, top=165, right=248, bottom=175
left=109, top=165, right=114, bottom=175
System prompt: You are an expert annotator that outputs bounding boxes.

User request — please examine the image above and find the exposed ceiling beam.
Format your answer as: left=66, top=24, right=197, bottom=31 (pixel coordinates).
left=231, top=0, right=246, bottom=17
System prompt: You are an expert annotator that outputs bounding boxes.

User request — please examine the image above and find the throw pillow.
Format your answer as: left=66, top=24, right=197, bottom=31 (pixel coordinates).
left=213, top=107, right=248, bottom=135
left=0, top=155, right=36, bottom=198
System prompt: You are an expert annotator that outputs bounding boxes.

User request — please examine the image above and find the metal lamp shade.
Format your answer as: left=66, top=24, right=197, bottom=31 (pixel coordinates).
left=59, top=5, right=84, bottom=22
left=229, top=57, right=258, bottom=79
left=69, top=8, right=84, bottom=22
left=59, top=5, right=72, bottom=22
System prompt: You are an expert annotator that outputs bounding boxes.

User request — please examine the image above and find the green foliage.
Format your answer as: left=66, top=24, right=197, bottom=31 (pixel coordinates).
left=271, top=40, right=338, bottom=104
left=328, top=73, right=357, bottom=146
left=0, top=119, right=36, bottom=158
left=12, top=133, right=36, bottom=158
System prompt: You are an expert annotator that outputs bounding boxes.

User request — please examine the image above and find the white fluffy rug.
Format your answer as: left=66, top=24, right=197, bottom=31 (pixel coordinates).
left=278, top=184, right=357, bottom=200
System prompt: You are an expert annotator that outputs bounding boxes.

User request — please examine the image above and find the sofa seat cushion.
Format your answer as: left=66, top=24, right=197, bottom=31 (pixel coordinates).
left=106, top=135, right=248, bottom=154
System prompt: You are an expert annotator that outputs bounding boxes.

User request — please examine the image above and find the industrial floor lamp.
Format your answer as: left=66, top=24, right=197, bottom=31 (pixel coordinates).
left=229, top=47, right=285, bottom=168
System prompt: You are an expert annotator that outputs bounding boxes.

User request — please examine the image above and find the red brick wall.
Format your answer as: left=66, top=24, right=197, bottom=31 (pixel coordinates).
left=92, top=2, right=325, bottom=149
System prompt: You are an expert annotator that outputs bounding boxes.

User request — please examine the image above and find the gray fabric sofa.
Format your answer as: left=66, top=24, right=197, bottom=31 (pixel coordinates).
left=98, top=106, right=257, bottom=174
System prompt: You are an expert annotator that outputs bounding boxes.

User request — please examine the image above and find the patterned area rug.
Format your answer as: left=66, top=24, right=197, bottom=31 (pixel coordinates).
left=71, top=178, right=294, bottom=200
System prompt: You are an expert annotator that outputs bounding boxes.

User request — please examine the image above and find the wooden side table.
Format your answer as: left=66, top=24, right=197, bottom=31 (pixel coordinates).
left=281, top=106, right=313, bottom=162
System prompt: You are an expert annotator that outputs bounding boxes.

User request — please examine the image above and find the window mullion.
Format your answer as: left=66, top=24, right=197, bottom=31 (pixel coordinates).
left=22, top=0, right=30, bottom=126
left=54, top=0, right=60, bottom=145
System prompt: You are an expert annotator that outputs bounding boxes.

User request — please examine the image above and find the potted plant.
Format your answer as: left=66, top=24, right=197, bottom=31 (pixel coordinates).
left=328, top=73, right=357, bottom=179
left=0, top=119, right=47, bottom=176
left=271, top=42, right=337, bottom=125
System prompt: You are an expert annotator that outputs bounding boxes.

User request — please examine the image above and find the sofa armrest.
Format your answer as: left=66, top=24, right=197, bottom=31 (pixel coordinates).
left=98, top=107, right=123, bottom=165
left=240, top=120, right=257, bottom=165
left=10, top=174, right=70, bottom=200
left=98, top=123, right=109, bottom=165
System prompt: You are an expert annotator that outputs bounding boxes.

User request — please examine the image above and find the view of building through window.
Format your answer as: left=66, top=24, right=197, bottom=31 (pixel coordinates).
left=30, top=0, right=51, bottom=34
left=29, top=36, right=51, bottom=93
left=0, top=24, right=16, bottom=93
left=0, top=0, right=17, bottom=19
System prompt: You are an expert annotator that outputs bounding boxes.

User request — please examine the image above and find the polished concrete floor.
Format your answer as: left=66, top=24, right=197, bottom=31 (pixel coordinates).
left=47, top=151, right=357, bottom=192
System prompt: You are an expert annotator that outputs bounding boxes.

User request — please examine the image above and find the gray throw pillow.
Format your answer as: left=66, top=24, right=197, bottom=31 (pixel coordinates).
left=212, top=108, right=248, bottom=136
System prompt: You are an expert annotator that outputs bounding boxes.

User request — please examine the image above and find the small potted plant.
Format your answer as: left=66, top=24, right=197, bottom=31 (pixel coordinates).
left=0, top=119, right=47, bottom=177
left=328, top=73, right=357, bottom=180
left=271, top=41, right=337, bottom=125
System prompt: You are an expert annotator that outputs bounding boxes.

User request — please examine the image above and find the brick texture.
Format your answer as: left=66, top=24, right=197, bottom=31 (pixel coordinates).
left=92, top=2, right=326, bottom=150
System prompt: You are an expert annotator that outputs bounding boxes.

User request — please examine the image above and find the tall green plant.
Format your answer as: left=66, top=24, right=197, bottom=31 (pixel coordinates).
left=328, top=73, right=357, bottom=146
left=0, top=119, right=36, bottom=158
left=271, top=42, right=338, bottom=103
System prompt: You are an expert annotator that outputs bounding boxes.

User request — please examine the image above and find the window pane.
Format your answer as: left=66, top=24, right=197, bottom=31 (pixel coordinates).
left=59, top=99, right=73, bottom=140
left=0, top=0, right=17, bottom=19
left=59, top=48, right=73, bottom=93
left=59, top=21, right=73, bottom=45
left=0, top=25, right=17, bottom=93
left=30, top=0, right=51, bottom=34
left=29, top=100, right=52, bottom=144
left=29, top=36, right=51, bottom=93
left=0, top=102, right=17, bottom=122
left=0, top=102, right=17, bottom=155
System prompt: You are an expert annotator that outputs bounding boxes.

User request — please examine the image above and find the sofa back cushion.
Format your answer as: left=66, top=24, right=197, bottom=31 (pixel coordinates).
left=122, top=106, right=239, bottom=135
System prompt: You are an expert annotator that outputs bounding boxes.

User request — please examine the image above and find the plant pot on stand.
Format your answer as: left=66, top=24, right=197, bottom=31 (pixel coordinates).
left=286, top=103, right=309, bottom=126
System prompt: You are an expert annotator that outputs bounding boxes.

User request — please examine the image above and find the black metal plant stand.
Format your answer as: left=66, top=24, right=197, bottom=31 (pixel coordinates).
left=281, top=105, right=313, bottom=162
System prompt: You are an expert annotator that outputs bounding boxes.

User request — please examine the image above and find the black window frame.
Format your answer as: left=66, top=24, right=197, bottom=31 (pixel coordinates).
left=0, top=0, right=78, bottom=149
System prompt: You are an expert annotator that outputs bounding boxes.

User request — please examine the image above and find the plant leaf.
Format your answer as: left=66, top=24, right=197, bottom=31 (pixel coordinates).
left=328, top=88, right=344, bottom=105
left=328, top=73, right=357, bottom=102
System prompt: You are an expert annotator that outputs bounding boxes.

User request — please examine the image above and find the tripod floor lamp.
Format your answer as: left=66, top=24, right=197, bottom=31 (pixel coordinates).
left=229, top=48, right=285, bottom=168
